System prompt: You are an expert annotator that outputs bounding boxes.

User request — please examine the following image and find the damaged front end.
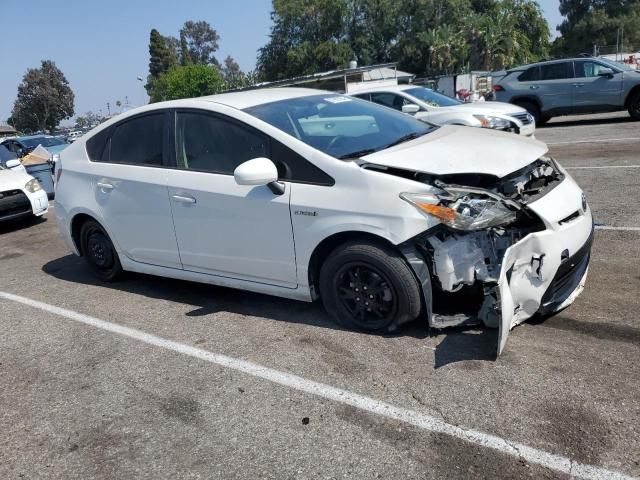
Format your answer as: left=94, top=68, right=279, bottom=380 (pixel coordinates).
left=395, top=156, right=593, bottom=356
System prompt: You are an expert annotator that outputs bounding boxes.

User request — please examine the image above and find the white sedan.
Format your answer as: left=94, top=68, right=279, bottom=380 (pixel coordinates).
left=0, top=158, right=49, bottom=222
left=351, top=84, right=536, bottom=137
left=55, top=88, right=591, bottom=355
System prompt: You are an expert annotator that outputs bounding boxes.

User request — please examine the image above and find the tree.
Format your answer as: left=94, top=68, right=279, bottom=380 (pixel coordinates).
left=554, top=0, right=640, bottom=55
left=257, top=0, right=550, bottom=81
left=11, top=60, right=74, bottom=132
left=146, top=29, right=177, bottom=94
left=148, top=64, right=225, bottom=102
left=180, top=20, right=221, bottom=65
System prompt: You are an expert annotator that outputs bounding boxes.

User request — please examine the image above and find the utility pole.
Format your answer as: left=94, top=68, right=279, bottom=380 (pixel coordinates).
left=106, top=102, right=111, bottom=115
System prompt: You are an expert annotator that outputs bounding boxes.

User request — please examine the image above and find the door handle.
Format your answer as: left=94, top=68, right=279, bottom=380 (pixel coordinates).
left=572, top=83, right=585, bottom=87
left=529, top=85, right=539, bottom=89
left=96, top=182, right=114, bottom=190
left=172, top=194, right=196, bottom=204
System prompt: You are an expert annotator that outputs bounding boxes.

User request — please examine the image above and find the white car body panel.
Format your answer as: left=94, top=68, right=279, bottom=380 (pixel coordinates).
left=362, top=125, right=547, bottom=176
left=352, top=84, right=536, bottom=137
left=55, top=88, right=592, bottom=356
left=0, top=167, right=48, bottom=219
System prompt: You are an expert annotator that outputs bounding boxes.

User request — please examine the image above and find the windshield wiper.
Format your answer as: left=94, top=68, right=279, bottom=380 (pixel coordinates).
left=384, top=131, right=428, bottom=149
left=338, top=148, right=378, bottom=160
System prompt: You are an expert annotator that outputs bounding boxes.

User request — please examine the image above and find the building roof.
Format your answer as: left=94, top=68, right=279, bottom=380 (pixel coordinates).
left=0, top=122, right=16, bottom=135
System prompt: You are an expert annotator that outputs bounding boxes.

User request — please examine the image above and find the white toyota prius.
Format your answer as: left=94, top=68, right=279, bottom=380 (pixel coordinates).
left=55, top=88, right=592, bottom=355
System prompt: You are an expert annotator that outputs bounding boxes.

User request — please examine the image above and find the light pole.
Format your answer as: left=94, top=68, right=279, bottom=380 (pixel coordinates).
left=137, top=76, right=147, bottom=106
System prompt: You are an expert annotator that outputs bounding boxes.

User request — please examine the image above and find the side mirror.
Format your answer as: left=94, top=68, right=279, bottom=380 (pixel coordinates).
left=5, top=159, right=21, bottom=169
left=234, top=157, right=284, bottom=195
left=401, top=104, right=420, bottom=114
left=598, top=67, right=614, bottom=78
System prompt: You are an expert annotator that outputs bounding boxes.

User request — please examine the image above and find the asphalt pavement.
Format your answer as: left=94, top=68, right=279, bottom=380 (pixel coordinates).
left=1, top=111, right=638, bottom=479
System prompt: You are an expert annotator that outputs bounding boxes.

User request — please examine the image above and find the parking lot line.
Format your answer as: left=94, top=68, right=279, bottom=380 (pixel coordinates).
left=595, top=226, right=640, bottom=232
left=547, top=138, right=640, bottom=146
left=0, top=291, right=636, bottom=480
left=566, top=165, right=640, bottom=170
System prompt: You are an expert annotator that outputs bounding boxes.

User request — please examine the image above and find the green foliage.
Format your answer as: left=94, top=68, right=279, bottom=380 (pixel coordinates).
left=554, top=0, right=640, bottom=55
left=74, top=111, right=102, bottom=129
left=149, top=64, right=226, bottom=102
left=11, top=60, right=75, bottom=132
left=257, top=0, right=551, bottom=80
left=180, top=20, right=221, bottom=66
left=148, top=29, right=176, bottom=80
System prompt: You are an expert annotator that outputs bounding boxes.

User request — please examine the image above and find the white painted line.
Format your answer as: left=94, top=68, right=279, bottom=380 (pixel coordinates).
left=566, top=165, right=640, bottom=170
left=547, top=137, right=640, bottom=146
left=0, top=291, right=635, bottom=480
left=595, top=225, right=640, bottom=232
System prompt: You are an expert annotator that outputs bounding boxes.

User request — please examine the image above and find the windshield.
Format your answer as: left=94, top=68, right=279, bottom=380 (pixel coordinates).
left=599, top=58, right=633, bottom=72
left=20, top=136, right=68, bottom=148
left=0, top=144, right=18, bottom=163
left=405, top=87, right=461, bottom=107
left=244, top=94, right=434, bottom=159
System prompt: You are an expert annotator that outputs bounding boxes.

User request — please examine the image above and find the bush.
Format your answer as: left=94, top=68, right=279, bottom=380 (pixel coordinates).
left=149, top=64, right=225, bottom=102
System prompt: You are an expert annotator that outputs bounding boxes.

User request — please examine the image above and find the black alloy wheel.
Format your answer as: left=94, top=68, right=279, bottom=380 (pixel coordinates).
left=319, top=240, right=422, bottom=333
left=335, top=262, right=398, bottom=330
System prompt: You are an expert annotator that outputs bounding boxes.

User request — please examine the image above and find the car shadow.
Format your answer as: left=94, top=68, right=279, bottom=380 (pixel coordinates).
left=0, top=215, right=46, bottom=235
left=541, top=115, right=633, bottom=128
left=42, top=254, right=501, bottom=365
left=432, top=327, right=497, bottom=368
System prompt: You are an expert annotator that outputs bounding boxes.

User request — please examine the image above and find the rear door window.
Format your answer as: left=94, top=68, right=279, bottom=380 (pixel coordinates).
left=539, top=62, right=573, bottom=81
left=518, top=66, right=540, bottom=81
left=108, top=113, right=165, bottom=165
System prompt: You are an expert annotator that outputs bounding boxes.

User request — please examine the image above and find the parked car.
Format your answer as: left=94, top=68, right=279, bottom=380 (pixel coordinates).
left=494, top=57, right=640, bottom=124
left=1, top=134, right=69, bottom=159
left=0, top=135, right=63, bottom=198
left=350, top=85, right=536, bottom=137
left=0, top=151, right=49, bottom=223
left=55, top=88, right=592, bottom=355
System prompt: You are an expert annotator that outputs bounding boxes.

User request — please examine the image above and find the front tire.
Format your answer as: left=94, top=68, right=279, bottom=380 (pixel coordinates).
left=628, top=91, right=640, bottom=120
left=80, top=220, right=123, bottom=282
left=319, top=241, right=422, bottom=333
left=515, top=100, right=542, bottom=126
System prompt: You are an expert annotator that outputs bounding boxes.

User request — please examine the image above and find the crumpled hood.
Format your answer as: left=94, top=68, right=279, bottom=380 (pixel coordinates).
left=362, top=125, right=548, bottom=178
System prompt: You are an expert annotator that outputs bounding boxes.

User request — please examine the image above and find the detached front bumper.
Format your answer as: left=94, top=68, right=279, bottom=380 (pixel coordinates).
left=497, top=221, right=593, bottom=355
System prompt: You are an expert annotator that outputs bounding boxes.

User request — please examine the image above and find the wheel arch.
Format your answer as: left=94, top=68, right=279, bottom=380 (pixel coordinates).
left=624, top=84, right=640, bottom=107
left=70, top=213, right=108, bottom=256
left=307, top=230, right=400, bottom=298
left=510, top=95, right=542, bottom=110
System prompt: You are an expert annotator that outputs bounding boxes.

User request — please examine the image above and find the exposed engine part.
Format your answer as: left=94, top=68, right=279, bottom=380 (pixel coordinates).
left=498, top=157, right=563, bottom=203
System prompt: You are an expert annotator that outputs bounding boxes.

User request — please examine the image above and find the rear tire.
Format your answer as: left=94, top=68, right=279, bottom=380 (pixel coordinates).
left=515, top=101, right=542, bottom=126
left=318, top=240, right=422, bottom=333
left=80, top=220, right=124, bottom=282
left=628, top=91, right=640, bottom=120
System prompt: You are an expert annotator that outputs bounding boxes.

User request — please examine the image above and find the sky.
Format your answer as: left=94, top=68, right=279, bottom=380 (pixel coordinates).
left=0, top=0, right=563, bottom=125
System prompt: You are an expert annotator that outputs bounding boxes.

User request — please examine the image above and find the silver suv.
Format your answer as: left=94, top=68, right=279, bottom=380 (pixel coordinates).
left=494, top=57, right=640, bottom=125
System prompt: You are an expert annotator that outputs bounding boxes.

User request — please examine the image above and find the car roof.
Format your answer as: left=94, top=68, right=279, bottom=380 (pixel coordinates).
left=350, top=84, right=415, bottom=94
left=507, top=57, right=600, bottom=72
left=17, top=134, right=51, bottom=140
left=198, top=87, right=328, bottom=109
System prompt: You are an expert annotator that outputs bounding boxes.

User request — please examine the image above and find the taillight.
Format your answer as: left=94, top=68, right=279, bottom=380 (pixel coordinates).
left=493, top=85, right=505, bottom=92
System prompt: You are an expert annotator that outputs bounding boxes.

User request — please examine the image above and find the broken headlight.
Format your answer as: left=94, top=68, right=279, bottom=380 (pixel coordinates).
left=400, top=189, right=518, bottom=231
